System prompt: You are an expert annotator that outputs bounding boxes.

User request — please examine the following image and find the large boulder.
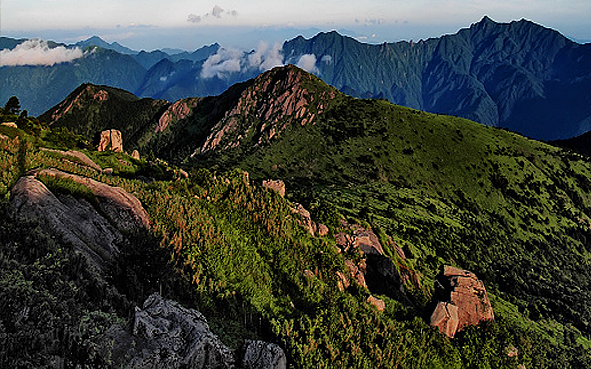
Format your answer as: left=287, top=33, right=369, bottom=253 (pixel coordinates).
left=10, top=175, right=122, bottom=269
left=430, top=265, right=494, bottom=338
left=123, top=293, right=236, bottom=369
left=98, top=129, right=123, bottom=152
left=10, top=168, right=150, bottom=270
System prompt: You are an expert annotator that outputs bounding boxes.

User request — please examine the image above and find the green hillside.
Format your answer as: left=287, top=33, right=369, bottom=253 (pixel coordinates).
left=3, top=66, right=591, bottom=367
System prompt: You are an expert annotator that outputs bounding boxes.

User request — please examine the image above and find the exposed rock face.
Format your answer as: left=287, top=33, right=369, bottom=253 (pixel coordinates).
left=156, top=98, right=201, bottom=133
left=430, top=265, right=494, bottom=338
left=98, top=129, right=123, bottom=152
left=118, top=293, right=236, bottom=369
left=262, top=179, right=285, bottom=197
left=10, top=168, right=150, bottom=269
left=38, top=168, right=149, bottom=230
left=131, top=149, right=140, bottom=160
left=335, top=223, right=417, bottom=304
left=200, top=65, right=338, bottom=153
left=40, top=148, right=102, bottom=172
left=241, top=340, right=287, bottom=369
left=1, top=121, right=18, bottom=128
left=10, top=175, right=121, bottom=269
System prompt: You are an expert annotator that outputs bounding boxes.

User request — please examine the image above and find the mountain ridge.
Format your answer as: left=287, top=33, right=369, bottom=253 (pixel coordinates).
left=2, top=17, right=591, bottom=140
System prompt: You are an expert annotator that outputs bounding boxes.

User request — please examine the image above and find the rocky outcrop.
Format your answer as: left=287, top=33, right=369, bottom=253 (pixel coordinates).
left=103, top=294, right=288, bottom=369
left=366, top=295, right=386, bottom=312
left=38, top=168, right=149, bottom=230
left=289, top=203, right=328, bottom=237
left=430, top=265, right=494, bottom=338
left=241, top=340, right=287, bottom=369
left=131, top=150, right=140, bottom=160
left=40, top=148, right=102, bottom=172
left=335, top=222, right=417, bottom=305
left=108, top=293, right=236, bottom=368
left=1, top=121, right=18, bottom=128
left=10, top=175, right=121, bottom=269
left=10, top=168, right=150, bottom=269
left=262, top=179, right=285, bottom=197
left=98, top=129, right=123, bottom=152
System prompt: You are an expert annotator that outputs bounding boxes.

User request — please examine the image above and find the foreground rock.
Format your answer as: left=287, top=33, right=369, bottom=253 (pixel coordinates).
left=241, top=340, right=287, bottom=369
left=430, top=265, right=494, bottom=338
left=121, top=293, right=236, bottom=369
left=10, top=168, right=149, bottom=269
left=98, top=129, right=123, bottom=152
left=105, top=294, right=287, bottom=369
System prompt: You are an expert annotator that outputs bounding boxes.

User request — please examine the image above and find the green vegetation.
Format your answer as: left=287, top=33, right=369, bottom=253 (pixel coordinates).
left=3, top=86, right=591, bottom=368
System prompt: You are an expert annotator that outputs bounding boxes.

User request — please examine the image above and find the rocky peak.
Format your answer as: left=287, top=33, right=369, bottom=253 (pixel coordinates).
left=199, top=65, right=339, bottom=153
left=49, top=84, right=112, bottom=121
left=156, top=97, right=202, bottom=133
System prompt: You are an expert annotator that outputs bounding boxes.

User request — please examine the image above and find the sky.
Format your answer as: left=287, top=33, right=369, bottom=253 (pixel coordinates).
left=1, top=0, right=590, bottom=51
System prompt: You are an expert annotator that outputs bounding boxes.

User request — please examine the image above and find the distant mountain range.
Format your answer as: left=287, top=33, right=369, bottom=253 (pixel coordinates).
left=2, top=16, right=591, bottom=140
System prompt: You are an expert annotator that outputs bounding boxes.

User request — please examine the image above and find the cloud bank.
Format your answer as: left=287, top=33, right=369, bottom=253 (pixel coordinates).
left=201, top=42, right=284, bottom=79
left=0, top=39, right=84, bottom=67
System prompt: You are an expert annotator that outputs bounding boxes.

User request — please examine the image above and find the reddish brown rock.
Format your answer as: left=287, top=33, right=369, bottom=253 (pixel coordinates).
left=366, top=295, right=386, bottom=312
left=430, top=265, right=494, bottom=338
left=1, top=122, right=18, bottom=128
left=335, top=224, right=384, bottom=255
left=345, top=259, right=367, bottom=289
left=131, top=150, right=140, bottom=160
left=98, top=129, right=123, bottom=152
left=262, top=179, right=286, bottom=197
left=316, top=223, right=329, bottom=237
left=290, top=203, right=316, bottom=236
left=430, top=302, right=459, bottom=338
left=336, top=271, right=350, bottom=291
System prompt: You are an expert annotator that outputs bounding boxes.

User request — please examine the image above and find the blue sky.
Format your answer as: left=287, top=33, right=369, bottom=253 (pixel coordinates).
left=2, top=0, right=590, bottom=51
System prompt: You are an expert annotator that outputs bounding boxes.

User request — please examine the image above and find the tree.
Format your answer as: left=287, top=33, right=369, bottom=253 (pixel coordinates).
left=4, top=96, right=20, bottom=115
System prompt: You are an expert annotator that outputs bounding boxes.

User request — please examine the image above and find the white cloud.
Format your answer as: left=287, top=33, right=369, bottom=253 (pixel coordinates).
left=187, top=14, right=202, bottom=23
left=201, top=42, right=285, bottom=79
left=212, top=5, right=224, bottom=18
left=247, top=41, right=284, bottom=71
left=188, top=5, right=238, bottom=24
left=296, top=54, right=319, bottom=74
left=0, top=39, right=84, bottom=67
left=201, top=47, right=243, bottom=79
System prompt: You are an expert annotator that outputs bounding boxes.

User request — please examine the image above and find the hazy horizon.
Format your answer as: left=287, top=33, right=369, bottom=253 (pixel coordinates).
left=2, top=1, right=590, bottom=52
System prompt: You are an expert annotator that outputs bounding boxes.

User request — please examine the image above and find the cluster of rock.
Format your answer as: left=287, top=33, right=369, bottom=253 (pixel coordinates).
left=106, top=293, right=286, bottom=369
left=335, top=222, right=419, bottom=310
left=430, top=265, right=495, bottom=338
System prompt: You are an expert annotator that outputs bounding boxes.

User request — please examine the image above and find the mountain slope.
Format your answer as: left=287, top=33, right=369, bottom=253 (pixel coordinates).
left=282, top=17, right=591, bottom=140
left=8, top=65, right=591, bottom=367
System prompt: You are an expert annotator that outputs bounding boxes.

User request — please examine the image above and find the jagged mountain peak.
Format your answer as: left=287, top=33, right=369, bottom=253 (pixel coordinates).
left=199, top=65, right=341, bottom=154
